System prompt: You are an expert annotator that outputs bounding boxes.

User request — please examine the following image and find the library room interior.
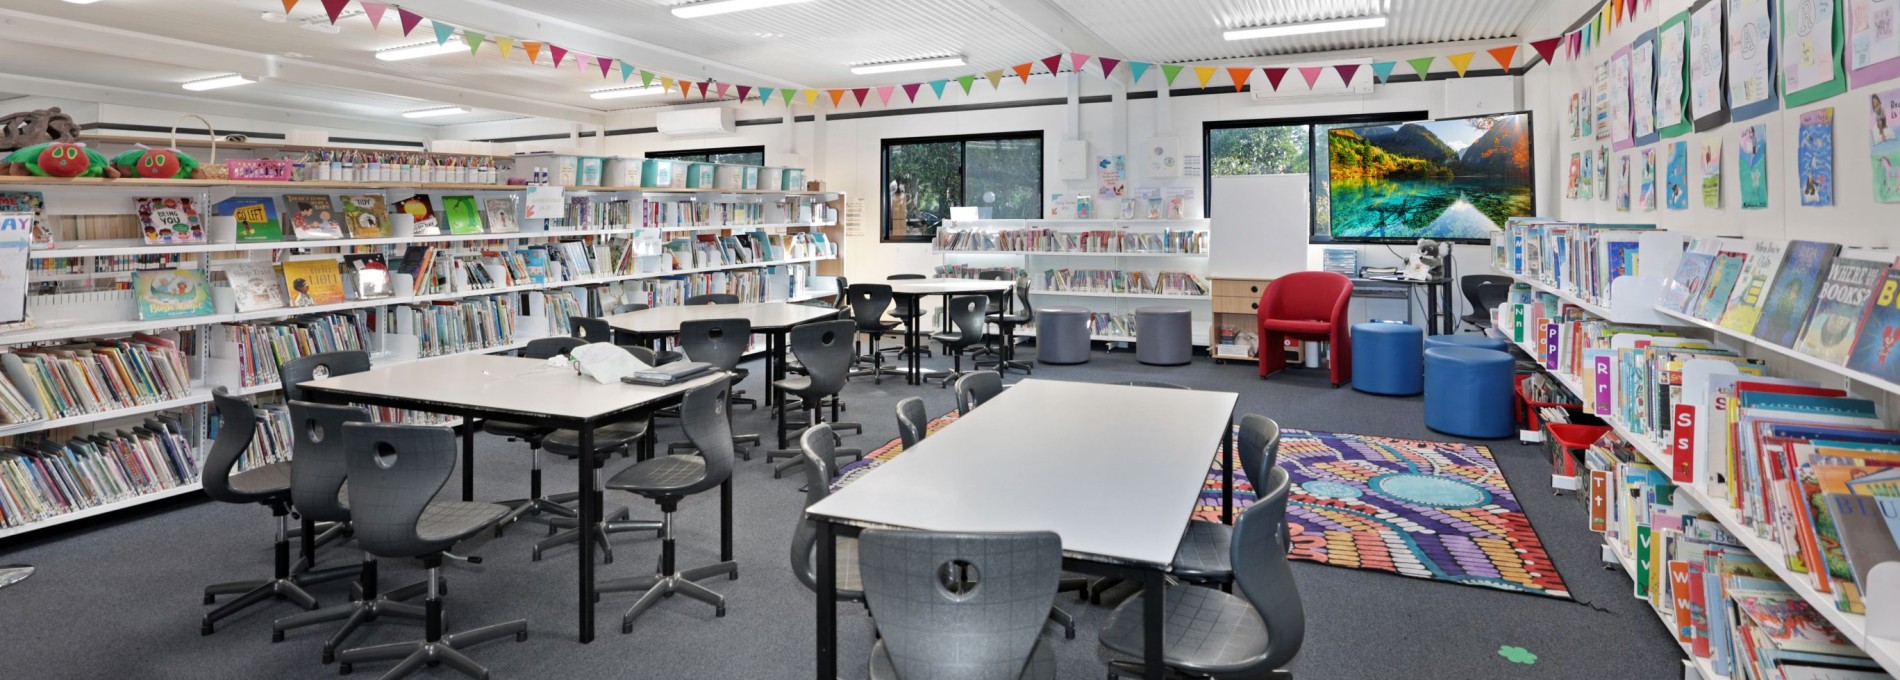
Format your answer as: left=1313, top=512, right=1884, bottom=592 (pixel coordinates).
left=3, top=0, right=1900, bottom=678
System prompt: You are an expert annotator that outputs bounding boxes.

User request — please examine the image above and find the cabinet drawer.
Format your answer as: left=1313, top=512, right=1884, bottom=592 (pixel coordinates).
left=1212, top=279, right=1272, bottom=299
left=1213, top=295, right=1260, bottom=315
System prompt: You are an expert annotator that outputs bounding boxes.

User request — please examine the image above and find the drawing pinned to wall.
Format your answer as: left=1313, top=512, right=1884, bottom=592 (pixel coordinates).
left=1567, top=153, right=1581, bottom=199
left=1582, top=149, right=1596, bottom=200
left=1728, top=0, right=1779, bottom=121
left=1871, top=87, right=1900, bottom=202
left=1740, top=122, right=1771, bottom=208
left=1666, top=141, right=1691, bottom=209
left=1147, top=137, right=1181, bottom=178
left=1632, top=31, right=1661, bottom=145
left=1569, top=91, right=1583, bottom=139
left=1701, top=137, right=1725, bottom=207
left=1612, top=47, right=1636, bottom=149
left=1782, top=0, right=1847, bottom=106
left=1799, top=107, right=1836, bottom=206
left=1848, top=0, right=1900, bottom=87
left=1595, top=63, right=1613, bottom=140
left=1618, top=154, right=1634, bottom=211
left=1657, top=11, right=1695, bottom=138
left=1691, top=0, right=1731, bottom=130
left=1641, top=148, right=1659, bottom=211
left=1095, top=154, right=1126, bottom=200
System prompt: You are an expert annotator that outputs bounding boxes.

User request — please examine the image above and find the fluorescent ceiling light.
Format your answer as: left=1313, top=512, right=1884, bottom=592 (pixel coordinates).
left=375, top=41, right=466, bottom=61
left=61, top=0, right=106, bottom=4
left=1223, top=15, right=1386, bottom=41
left=182, top=74, right=258, bottom=91
left=590, top=86, right=669, bottom=100
left=850, top=56, right=966, bottom=75
left=672, top=0, right=812, bottom=19
left=403, top=106, right=471, bottom=118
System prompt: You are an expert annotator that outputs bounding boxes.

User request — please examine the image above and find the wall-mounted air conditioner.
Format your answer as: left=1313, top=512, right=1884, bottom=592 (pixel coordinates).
left=657, top=107, right=735, bottom=136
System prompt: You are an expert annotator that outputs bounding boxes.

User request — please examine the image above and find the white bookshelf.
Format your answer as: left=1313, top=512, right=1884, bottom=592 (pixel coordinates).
left=0, top=482, right=204, bottom=541
left=1028, top=290, right=1210, bottom=301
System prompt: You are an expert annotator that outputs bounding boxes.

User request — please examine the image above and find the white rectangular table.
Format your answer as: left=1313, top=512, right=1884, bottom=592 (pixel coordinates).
left=884, top=278, right=1014, bottom=384
left=296, top=353, right=725, bottom=644
left=603, top=301, right=843, bottom=413
left=805, top=379, right=1240, bottom=679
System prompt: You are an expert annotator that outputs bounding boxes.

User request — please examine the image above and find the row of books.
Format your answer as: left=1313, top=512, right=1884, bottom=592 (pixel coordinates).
left=619, top=271, right=768, bottom=308
left=210, top=193, right=520, bottom=244
left=933, top=264, right=1025, bottom=281
left=392, top=297, right=518, bottom=359
left=934, top=228, right=1208, bottom=254
left=1037, top=269, right=1210, bottom=297
left=644, top=201, right=769, bottom=228
left=1491, top=218, right=1659, bottom=307
left=30, top=254, right=184, bottom=276
left=219, top=314, right=369, bottom=388
left=0, top=336, right=194, bottom=421
left=0, top=416, right=197, bottom=530
left=553, top=197, right=635, bottom=231
left=658, top=232, right=834, bottom=271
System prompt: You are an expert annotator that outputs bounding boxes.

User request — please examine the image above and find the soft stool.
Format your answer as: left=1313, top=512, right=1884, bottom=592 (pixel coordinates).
left=1424, top=347, right=1514, bottom=439
left=1425, top=335, right=1509, bottom=352
left=1037, top=307, right=1091, bottom=365
left=1351, top=323, right=1423, bottom=396
left=1134, top=306, right=1192, bottom=366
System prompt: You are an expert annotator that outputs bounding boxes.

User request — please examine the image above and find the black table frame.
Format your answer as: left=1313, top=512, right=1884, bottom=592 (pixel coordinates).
left=1361, top=275, right=1456, bottom=335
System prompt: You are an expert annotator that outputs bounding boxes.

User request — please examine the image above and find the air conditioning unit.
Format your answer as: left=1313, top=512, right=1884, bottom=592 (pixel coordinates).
left=1249, top=69, right=1374, bottom=101
left=657, top=107, right=736, bottom=137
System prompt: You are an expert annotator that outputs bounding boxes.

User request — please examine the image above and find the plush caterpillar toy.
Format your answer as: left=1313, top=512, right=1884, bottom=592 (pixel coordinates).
left=2, top=141, right=119, bottom=178
left=111, top=147, right=206, bottom=179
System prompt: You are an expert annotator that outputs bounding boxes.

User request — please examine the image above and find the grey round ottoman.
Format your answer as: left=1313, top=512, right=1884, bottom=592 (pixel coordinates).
left=1135, top=306, right=1192, bottom=366
left=1037, top=307, right=1091, bottom=365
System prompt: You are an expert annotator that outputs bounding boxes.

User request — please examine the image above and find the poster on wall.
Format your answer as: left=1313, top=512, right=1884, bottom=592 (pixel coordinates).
left=1598, top=147, right=1611, bottom=201
left=1691, top=0, right=1732, bottom=129
left=1581, top=87, right=1596, bottom=137
left=1702, top=137, right=1725, bottom=207
left=1569, top=92, right=1582, bottom=139
left=1728, top=0, right=1779, bottom=121
left=1095, top=154, right=1126, bottom=201
left=1633, top=31, right=1661, bottom=145
left=1617, top=154, right=1634, bottom=210
left=1871, top=87, right=1900, bottom=201
left=1567, top=153, right=1582, bottom=199
left=1146, top=138, right=1181, bottom=178
left=1595, top=63, right=1613, bottom=140
left=1848, top=0, right=1900, bottom=87
left=1798, top=108, right=1836, bottom=206
left=1782, top=0, right=1847, bottom=106
left=1582, top=150, right=1596, bottom=200
left=1658, top=12, right=1695, bottom=138
left=1612, top=47, right=1636, bottom=149
left=1740, top=123, right=1771, bottom=208
left=1641, top=148, right=1659, bottom=211
left=1667, top=141, right=1691, bottom=209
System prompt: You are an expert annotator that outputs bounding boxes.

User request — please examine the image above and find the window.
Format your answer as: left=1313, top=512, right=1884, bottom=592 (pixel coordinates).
left=882, top=132, right=1042, bottom=243
left=1203, top=113, right=1425, bottom=242
left=644, top=145, right=765, bottom=166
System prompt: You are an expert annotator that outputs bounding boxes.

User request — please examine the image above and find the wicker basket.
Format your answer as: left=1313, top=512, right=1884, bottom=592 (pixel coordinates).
left=173, top=114, right=227, bottom=180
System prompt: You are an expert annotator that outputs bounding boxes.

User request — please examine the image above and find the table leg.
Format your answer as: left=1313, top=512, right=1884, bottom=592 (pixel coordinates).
left=1431, top=283, right=1444, bottom=335
left=720, top=476, right=733, bottom=562
left=1223, top=412, right=1235, bottom=525
left=1142, top=568, right=1166, bottom=680
left=461, top=419, right=476, bottom=502
left=816, top=520, right=837, bottom=679
left=577, top=424, right=596, bottom=643
left=770, top=331, right=788, bottom=407
left=1442, top=280, right=1455, bottom=335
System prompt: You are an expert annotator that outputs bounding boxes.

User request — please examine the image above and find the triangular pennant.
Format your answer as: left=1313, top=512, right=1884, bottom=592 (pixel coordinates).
left=928, top=80, right=947, bottom=98
left=757, top=86, right=773, bottom=102
left=576, top=54, right=589, bottom=72
left=803, top=89, right=817, bottom=105
left=1013, top=63, right=1034, bottom=83
left=1406, top=56, right=1435, bottom=80
left=1159, top=63, right=1184, bottom=85
left=958, top=75, right=977, bottom=93
left=901, top=83, right=920, bottom=102
left=1040, top=54, right=1063, bottom=76
left=1530, top=37, right=1561, bottom=64
left=1610, top=0, right=1622, bottom=28
left=735, top=85, right=750, bottom=101
left=1446, top=52, right=1475, bottom=76
left=1225, top=67, right=1251, bottom=90
left=463, top=31, right=484, bottom=55
left=598, top=57, right=614, bottom=78
left=1193, top=66, right=1216, bottom=88
left=696, top=81, right=710, bottom=98
left=1487, top=46, right=1518, bottom=70
left=432, top=20, right=455, bottom=46
left=1334, top=64, right=1361, bottom=85
left=984, top=70, right=1004, bottom=89
left=827, top=89, right=845, bottom=107
left=281, top=0, right=299, bottom=13
left=851, top=88, right=869, bottom=106
left=496, top=37, right=515, bottom=60
left=620, top=61, right=635, bottom=82
left=320, top=0, right=349, bottom=24
left=641, top=69, right=656, bottom=87
left=715, top=82, right=729, bottom=99
left=1298, top=66, right=1324, bottom=88
left=1264, top=67, right=1289, bottom=90
left=779, top=88, right=795, bottom=104
left=660, top=76, right=674, bottom=92
left=1070, top=53, right=1090, bottom=72
left=1097, top=57, right=1121, bottom=79
left=672, top=80, right=686, bottom=97
left=360, top=1, right=388, bottom=29
left=523, top=41, right=543, bottom=64
left=550, top=45, right=568, bottom=68
left=1128, top=62, right=1150, bottom=83
left=398, top=8, right=422, bottom=36
left=1628, top=0, right=1640, bottom=20
left=1369, top=61, right=1396, bottom=83
left=875, top=85, right=894, bottom=105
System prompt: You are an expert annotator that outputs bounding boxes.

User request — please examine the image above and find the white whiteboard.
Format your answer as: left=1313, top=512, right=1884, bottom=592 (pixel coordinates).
left=1210, top=174, right=1311, bottom=279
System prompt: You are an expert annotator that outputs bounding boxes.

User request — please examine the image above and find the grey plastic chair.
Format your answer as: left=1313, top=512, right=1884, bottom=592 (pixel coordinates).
left=955, top=371, right=1003, bottom=416
left=1100, top=467, right=1304, bottom=680
left=271, top=402, right=427, bottom=663
left=686, top=293, right=741, bottom=305
left=1174, top=415, right=1283, bottom=585
left=668, top=318, right=763, bottom=457
left=491, top=337, right=588, bottom=535
left=859, top=529, right=1062, bottom=680
left=611, top=302, right=650, bottom=314
left=599, top=378, right=741, bottom=633
left=767, top=320, right=864, bottom=478
left=928, top=295, right=990, bottom=387
left=885, top=274, right=930, bottom=359
left=791, top=424, right=864, bottom=603
left=570, top=315, right=614, bottom=344
left=980, top=280, right=1034, bottom=375
left=844, top=283, right=905, bottom=384
left=333, top=422, right=524, bottom=679
left=894, top=397, right=927, bottom=450
left=532, top=344, right=662, bottom=564
left=277, top=351, right=372, bottom=566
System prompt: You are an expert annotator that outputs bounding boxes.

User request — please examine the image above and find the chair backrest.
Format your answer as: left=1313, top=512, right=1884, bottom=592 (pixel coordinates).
left=523, top=336, right=588, bottom=360
left=1460, top=274, right=1513, bottom=317
left=954, top=371, right=1003, bottom=416
left=844, top=283, right=894, bottom=331
left=679, top=318, right=752, bottom=371
left=675, top=377, right=737, bottom=495
left=202, top=387, right=263, bottom=505
left=340, top=421, right=461, bottom=558
left=1116, top=380, right=1191, bottom=390
left=287, top=400, right=373, bottom=523
left=1011, top=281, right=1034, bottom=323
left=788, top=320, right=857, bottom=398
left=828, top=276, right=851, bottom=310
left=625, top=344, right=659, bottom=366
left=886, top=274, right=925, bottom=280
left=1237, top=414, right=1283, bottom=490
left=611, top=302, right=650, bottom=315
left=895, top=396, right=928, bottom=450
left=943, top=295, right=988, bottom=343
left=887, top=275, right=923, bottom=313
left=570, top=316, right=614, bottom=344
left=858, top=529, right=1062, bottom=680
left=1231, top=467, right=1305, bottom=673
left=790, top=424, right=850, bottom=596
left=279, top=350, right=372, bottom=402
left=1260, top=271, right=1352, bottom=323
left=977, top=270, right=1012, bottom=309
left=686, top=294, right=740, bottom=306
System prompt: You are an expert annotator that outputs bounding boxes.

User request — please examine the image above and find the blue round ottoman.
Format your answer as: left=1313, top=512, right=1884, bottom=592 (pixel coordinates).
left=1351, top=323, right=1423, bottom=396
left=1037, top=307, right=1091, bottom=365
left=1424, top=346, right=1515, bottom=439
left=1425, top=335, right=1509, bottom=352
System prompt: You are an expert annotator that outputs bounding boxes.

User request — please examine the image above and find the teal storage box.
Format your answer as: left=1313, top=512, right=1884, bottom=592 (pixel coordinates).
left=742, top=166, right=760, bottom=189
left=576, top=157, right=604, bottom=187
left=640, top=159, right=675, bottom=188
left=686, top=162, right=716, bottom=188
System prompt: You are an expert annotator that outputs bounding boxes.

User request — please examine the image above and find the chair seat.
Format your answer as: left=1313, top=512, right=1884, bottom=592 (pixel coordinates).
left=988, top=312, right=1029, bottom=324
left=773, top=376, right=815, bottom=396
left=807, top=536, right=864, bottom=599
left=415, top=501, right=509, bottom=545
left=604, top=454, right=708, bottom=496
left=931, top=332, right=975, bottom=345
left=1099, top=584, right=1270, bottom=673
left=481, top=420, right=547, bottom=440
left=227, top=460, right=292, bottom=497
left=868, top=636, right=1054, bottom=680
left=1260, top=319, right=1333, bottom=336
left=542, top=418, right=650, bottom=458
left=1171, top=520, right=1234, bottom=582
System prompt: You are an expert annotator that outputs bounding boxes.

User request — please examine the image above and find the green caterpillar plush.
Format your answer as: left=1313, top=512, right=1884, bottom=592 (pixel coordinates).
left=111, top=147, right=205, bottom=179
left=2, top=142, right=119, bottom=178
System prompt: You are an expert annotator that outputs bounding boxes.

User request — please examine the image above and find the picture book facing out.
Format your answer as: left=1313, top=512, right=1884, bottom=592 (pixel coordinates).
left=134, top=197, right=204, bottom=245
left=483, top=197, right=520, bottom=234
left=1718, top=240, right=1788, bottom=334
left=1796, top=256, right=1892, bottom=365
left=283, top=194, right=343, bottom=240
left=1693, top=248, right=1750, bottom=321
left=341, top=195, right=390, bottom=239
left=343, top=253, right=393, bottom=300
left=1757, top=241, right=1844, bottom=348
left=132, top=268, right=215, bottom=320
left=441, top=195, right=482, bottom=235
left=281, top=257, right=346, bottom=307
left=223, top=262, right=286, bottom=313
left=213, top=197, right=282, bottom=242
left=1663, top=237, right=1721, bottom=312
left=0, top=191, right=51, bottom=249
left=1845, top=261, right=1900, bottom=381
left=393, top=195, right=440, bottom=235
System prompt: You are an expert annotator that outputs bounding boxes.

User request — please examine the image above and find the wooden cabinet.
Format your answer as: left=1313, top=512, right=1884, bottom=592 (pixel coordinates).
left=1210, top=277, right=1278, bottom=364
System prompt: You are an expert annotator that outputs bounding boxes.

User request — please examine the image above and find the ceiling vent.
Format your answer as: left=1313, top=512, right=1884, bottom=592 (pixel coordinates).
left=657, top=107, right=736, bottom=137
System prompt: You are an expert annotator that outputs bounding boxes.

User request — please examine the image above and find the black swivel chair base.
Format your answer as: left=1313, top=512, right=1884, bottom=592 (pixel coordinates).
left=1107, top=662, right=1292, bottom=680
left=493, top=441, right=582, bottom=537
left=272, top=556, right=428, bottom=663
left=533, top=504, right=660, bottom=564
left=335, top=559, right=527, bottom=679
left=597, top=507, right=737, bottom=633
left=202, top=506, right=360, bottom=635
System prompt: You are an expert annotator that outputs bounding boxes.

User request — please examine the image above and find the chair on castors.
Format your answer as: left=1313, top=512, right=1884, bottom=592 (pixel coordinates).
left=598, top=378, right=741, bottom=633
left=953, top=371, right=1003, bottom=416
left=845, top=283, right=906, bottom=384
left=1100, top=468, right=1304, bottom=680
left=270, top=402, right=427, bottom=663
left=571, top=316, right=616, bottom=345
left=967, top=271, right=1013, bottom=364
left=332, top=422, right=526, bottom=679
left=200, top=388, right=352, bottom=635
left=686, top=293, right=740, bottom=305
left=1172, top=415, right=1282, bottom=587
left=927, top=295, right=989, bottom=388
left=885, top=274, right=930, bottom=360
left=668, top=318, right=762, bottom=456
left=894, top=397, right=927, bottom=450
left=1459, top=274, right=1513, bottom=331
left=1257, top=271, right=1353, bottom=387
left=531, top=344, right=664, bottom=564
left=768, top=320, right=864, bottom=479
left=491, top=337, right=587, bottom=535
left=980, top=280, right=1034, bottom=375
left=792, top=424, right=866, bottom=607
left=611, top=302, right=649, bottom=314
left=859, top=529, right=1062, bottom=680
left=279, top=351, right=373, bottom=570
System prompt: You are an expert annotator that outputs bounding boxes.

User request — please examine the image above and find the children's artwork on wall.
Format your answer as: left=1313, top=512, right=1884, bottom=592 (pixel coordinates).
left=1598, top=147, right=1611, bottom=201
left=1740, top=123, right=1771, bottom=208
left=1728, top=0, right=1780, bottom=121
left=1667, top=141, right=1691, bottom=209
left=1782, top=0, right=1847, bottom=106
left=1799, top=107, right=1836, bottom=206
left=1569, top=91, right=1582, bottom=139
left=1848, top=0, right=1900, bottom=87
left=1582, top=150, right=1596, bottom=200
left=1095, top=154, right=1126, bottom=200
left=1691, top=0, right=1731, bottom=130
left=1870, top=87, right=1900, bottom=202
left=1567, top=153, right=1581, bottom=199
left=1618, top=154, right=1634, bottom=211
left=1658, top=11, right=1695, bottom=138
left=1595, top=63, right=1613, bottom=140
left=1701, top=137, right=1725, bottom=207
left=1613, top=47, right=1636, bottom=149
left=1632, top=31, right=1660, bottom=145
left=1641, top=148, right=1659, bottom=211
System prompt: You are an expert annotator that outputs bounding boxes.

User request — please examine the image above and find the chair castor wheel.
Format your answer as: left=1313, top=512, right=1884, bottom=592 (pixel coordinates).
left=201, top=622, right=214, bottom=636
left=272, top=630, right=284, bottom=643
left=621, top=621, right=634, bottom=634
left=729, top=570, right=739, bottom=580
left=203, top=593, right=216, bottom=605
left=1066, top=627, right=1076, bottom=640
left=322, top=651, right=335, bottom=664
left=338, top=663, right=352, bottom=675
left=531, top=549, right=542, bottom=562
left=516, top=630, right=528, bottom=642
left=716, top=606, right=726, bottom=617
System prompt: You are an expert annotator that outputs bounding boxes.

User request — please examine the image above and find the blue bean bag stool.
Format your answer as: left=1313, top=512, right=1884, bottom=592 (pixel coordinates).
left=1424, top=346, right=1514, bottom=439
left=1424, top=335, right=1509, bottom=352
left=1351, top=323, right=1423, bottom=396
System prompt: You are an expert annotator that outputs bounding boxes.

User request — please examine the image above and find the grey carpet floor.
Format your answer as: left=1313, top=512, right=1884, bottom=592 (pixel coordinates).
left=0, top=346, right=1684, bottom=679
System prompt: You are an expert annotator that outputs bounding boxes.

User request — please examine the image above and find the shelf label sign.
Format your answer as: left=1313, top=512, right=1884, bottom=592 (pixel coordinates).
left=524, top=185, right=565, bottom=220
left=0, top=211, right=30, bottom=324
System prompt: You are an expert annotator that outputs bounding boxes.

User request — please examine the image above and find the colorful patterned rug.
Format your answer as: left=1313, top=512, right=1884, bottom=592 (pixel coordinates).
left=832, top=415, right=1570, bottom=600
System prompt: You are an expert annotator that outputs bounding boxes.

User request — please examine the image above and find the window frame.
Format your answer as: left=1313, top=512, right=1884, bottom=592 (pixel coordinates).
left=1201, top=111, right=1430, bottom=244
left=880, top=130, right=1044, bottom=244
left=643, top=145, right=766, bottom=166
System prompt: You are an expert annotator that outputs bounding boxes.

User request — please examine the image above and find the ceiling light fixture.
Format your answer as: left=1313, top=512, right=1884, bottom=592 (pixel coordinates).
left=672, top=0, right=812, bottom=19
left=181, top=74, right=258, bottom=91
left=61, top=0, right=106, bottom=4
left=375, top=41, right=467, bottom=61
left=1223, top=15, right=1387, bottom=41
left=589, top=86, right=669, bottom=100
left=403, top=106, right=471, bottom=118
left=850, top=56, right=967, bottom=75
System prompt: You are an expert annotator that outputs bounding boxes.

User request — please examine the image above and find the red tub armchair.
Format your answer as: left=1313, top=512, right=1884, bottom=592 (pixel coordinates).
left=1257, top=271, right=1353, bottom=387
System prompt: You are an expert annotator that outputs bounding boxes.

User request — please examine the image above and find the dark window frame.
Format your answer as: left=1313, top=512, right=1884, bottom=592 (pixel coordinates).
left=880, top=131, right=1044, bottom=244
left=1201, top=111, right=1429, bottom=244
left=644, top=145, right=766, bottom=165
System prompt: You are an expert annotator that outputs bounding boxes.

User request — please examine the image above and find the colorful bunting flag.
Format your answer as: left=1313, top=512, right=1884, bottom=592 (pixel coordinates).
left=1406, top=56, right=1435, bottom=80
left=523, top=41, right=543, bottom=64
left=802, top=89, right=817, bottom=105
left=1334, top=63, right=1360, bottom=85
left=550, top=45, right=568, bottom=68
left=1446, top=52, right=1475, bottom=76
left=959, top=75, right=978, bottom=93
left=641, top=69, right=655, bottom=87
left=827, top=89, right=845, bottom=107
left=620, top=61, right=635, bottom=82
left=696, top=81, right=709, bottom=98
left=1224, top=67, right=1251, bottom=90
left=1530, top=37, right=1561, bottom=64
left=1070, top=53, right=1090, bottom=72
left=398, top=8, right=423, bottom=36
left=463, top=31, right=484, bottom=55
left=1298, top=66, right=1323, bottom=88
left=875, top=85, right=893, bottom=106
left=758, top=86, right=773, bottom=102
left=781, top=88, right=796, bottom=104
left=598, top=57, right=614, bottom=78
left=496, top=37, right=515, bottom=60
left=1159, top=63, right=1184, bottom=86
left=659, top=76, right=674, bottom=92
left=281, top=0, right=299, bottom=13
left=431, top=20, right=454, bottom=45
left=985, top=70, right=1004, bottom=89
left=1487, top=45, right=1518, bottom=70
left=1264, top=67, right=1289, bottom=90
left=1012, top=63, right=1034, bottom=83
left=360, top=1, right=388, bottom=30
left=1370, top=61, right=1396, bottom=83
left=1193, top=66, right=1216, bottom=88
left=928, top=80, right=947, bottom=98
left=711, top=82, right=727, bottom=98
left=901, top=83, right=920, bottom=102
left=1039, top=55, right=1063, bottom=76
left=735, top=84, right=750, bottom=101
left=852, top=87, right=869, bottom=105
left=319, top=0, right=349, bottom=24
left=1097, top=57, right=1121, bottom=79
left=1128, top=62, right=1150, bottom=83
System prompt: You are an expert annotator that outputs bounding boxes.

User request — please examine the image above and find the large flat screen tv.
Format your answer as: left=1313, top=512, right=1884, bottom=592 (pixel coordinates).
left=1326, top=111, right=1535, bottom=244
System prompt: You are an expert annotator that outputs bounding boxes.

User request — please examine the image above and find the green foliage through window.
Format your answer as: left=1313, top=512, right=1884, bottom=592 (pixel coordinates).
left=882, top=133, right=1041, bottom=242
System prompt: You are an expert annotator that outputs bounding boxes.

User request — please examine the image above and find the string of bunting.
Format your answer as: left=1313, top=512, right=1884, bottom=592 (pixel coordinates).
left=285, top=0, right=1610, bottom=107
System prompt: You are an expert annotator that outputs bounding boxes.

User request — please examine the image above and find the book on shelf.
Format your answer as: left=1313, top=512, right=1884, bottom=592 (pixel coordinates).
left=483, top=196, right=520, bottom=234
left=0, top=191, right=52, bottom=250
left=392, top=194, right=440, bottom=236
left=1662, top=237, right=1721, bottom=313
left=282, top=194, right=344, bottom=241
left=0, top=418, right=199, bottom=531
left=340, top=194, right=391, bottom=239
left=1753, top=241, right=1843, bottom=348
left=280, top=257, right=346, bottom=307
left=440, top=195, right=483, bottom=235
left=224, top=262, right=287, bottom=313
left=1691, top=248, right=1750, bottom=322
left=131, top=268, right=216, bottom=320
left=1793, top=256, right=1890, bottom=365
left=219, top=313, right=367, bottom=387
left=343, top=253, right=393, bottom=300
left=1716, top=240, right=1787, bottom=334
left=212, top=197, right=282, bottom=243
left=133, top=197, right=204, bottom=246
left=1844, top=263, right=1900, bottom=381
left=0, top=336, right=193, bottom=419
